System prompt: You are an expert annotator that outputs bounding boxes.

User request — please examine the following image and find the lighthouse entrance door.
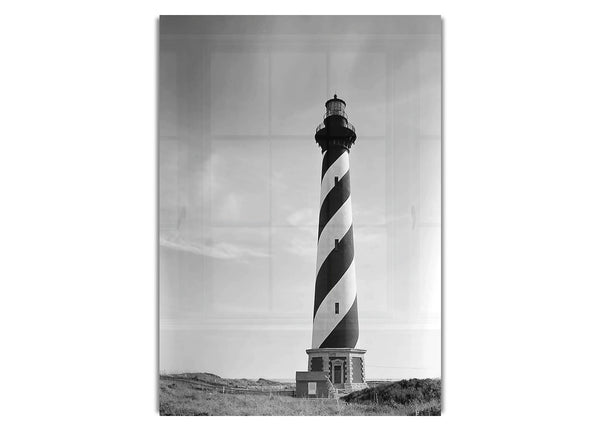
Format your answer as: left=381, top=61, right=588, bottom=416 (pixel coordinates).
left=333, top=365, right=342, bottom=384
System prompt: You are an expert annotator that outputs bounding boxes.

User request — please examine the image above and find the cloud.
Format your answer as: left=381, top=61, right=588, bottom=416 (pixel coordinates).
left=286, top=207, right=316, bottom=226
left=160, top=235, right=269, bottom=260
left=354, top=227, right=387, bottom=244
left=284, top=226, right=317, bottom=258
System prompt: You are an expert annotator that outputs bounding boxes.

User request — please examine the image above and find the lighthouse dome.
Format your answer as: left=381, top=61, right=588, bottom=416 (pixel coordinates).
left=324, top=94, right=347, bottom=119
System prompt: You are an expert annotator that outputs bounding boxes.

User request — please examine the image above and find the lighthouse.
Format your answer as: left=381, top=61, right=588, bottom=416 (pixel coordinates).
left=295, top=96, right=367, bottom=397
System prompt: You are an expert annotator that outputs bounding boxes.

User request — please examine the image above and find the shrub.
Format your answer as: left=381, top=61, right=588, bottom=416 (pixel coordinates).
left=342, top=378, right=441, bottom=407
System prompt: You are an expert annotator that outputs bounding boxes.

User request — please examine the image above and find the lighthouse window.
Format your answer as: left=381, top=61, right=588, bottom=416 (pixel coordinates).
left=335, top=302, right=339, bottom=314
left=334, top=176, right=339, bottom=185
left=334, top=239, right=339, bottom=250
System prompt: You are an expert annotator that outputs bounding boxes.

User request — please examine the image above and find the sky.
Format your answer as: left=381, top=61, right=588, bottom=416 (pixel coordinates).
left=159, top=16, right=441, bottom=379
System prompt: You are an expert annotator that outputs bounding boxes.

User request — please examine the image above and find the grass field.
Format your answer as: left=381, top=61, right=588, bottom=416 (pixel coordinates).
left=159, top=375, right=441, bottom=416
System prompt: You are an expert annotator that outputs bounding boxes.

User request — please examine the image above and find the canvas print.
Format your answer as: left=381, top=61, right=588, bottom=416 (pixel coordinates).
left=159, top=15, right=442, bottom=416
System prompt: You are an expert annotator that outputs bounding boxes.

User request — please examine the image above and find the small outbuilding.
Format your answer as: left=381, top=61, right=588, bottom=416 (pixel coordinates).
left=295, top=371, right=331, bottom=398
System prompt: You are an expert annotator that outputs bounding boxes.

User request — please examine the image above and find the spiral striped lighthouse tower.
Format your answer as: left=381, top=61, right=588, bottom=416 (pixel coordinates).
left=296, top=96, right=367, bottom=397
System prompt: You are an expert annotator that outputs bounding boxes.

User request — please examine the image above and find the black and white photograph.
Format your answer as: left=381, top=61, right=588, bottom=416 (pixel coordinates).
left=159, top=15, right=442, bottom=415
left=4, top=1, right=600, bottom=429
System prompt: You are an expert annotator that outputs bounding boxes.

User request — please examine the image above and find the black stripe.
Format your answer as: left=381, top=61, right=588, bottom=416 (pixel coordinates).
left=320, top=146, right=346, bottom=180
left=318, top=171, right=351, bottom=239
left=313, top=226, right=354, bottom=317
left=319, top=296, right=359, bottom=348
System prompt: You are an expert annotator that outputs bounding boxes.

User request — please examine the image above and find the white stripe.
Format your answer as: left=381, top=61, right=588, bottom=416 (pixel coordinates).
left=315, top=197, right=353, bottom=274
left=311, top=261, right=357, bottom=349
left=320, top=151, right=349, bottom=206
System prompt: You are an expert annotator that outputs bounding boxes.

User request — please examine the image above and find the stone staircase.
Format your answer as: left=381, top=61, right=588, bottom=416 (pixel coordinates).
left=325, top=378, right=338, bottom=398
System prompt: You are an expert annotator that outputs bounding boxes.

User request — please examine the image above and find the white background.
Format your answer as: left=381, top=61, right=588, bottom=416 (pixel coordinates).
left=1, top=1, right=599, bottom=430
